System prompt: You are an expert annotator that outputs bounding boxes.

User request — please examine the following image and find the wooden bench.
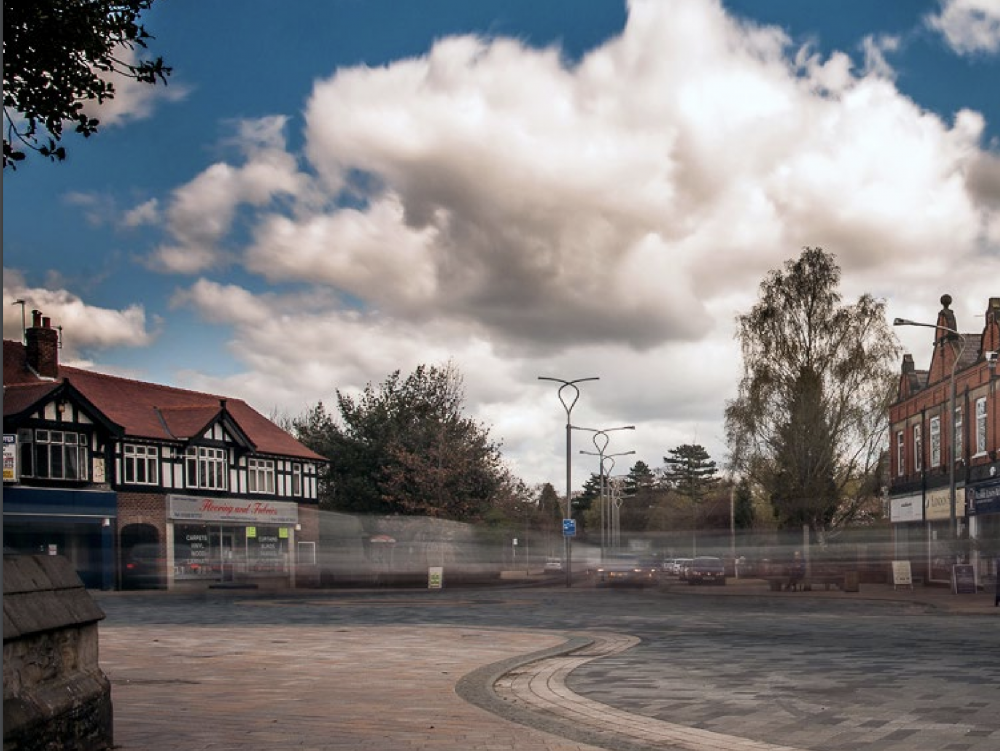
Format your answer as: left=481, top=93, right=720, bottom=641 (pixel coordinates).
left=805, top=566, right=846, bottom=591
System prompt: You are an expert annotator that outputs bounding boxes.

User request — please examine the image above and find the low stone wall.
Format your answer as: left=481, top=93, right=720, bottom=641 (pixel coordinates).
left=3, top=554, right=113, bottom=751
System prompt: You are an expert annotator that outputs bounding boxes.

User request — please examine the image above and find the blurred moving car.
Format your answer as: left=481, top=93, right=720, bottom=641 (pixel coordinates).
left=687, top=556, right=726, bottom=585
left=595, top=555, right=655, bottom=588
left=544, top=556, right=564, bottom=572
left=673, top=558, right=693, bottom=579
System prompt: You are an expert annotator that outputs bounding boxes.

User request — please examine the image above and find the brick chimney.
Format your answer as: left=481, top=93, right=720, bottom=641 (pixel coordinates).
left=25, top=310, right=60, bottom=379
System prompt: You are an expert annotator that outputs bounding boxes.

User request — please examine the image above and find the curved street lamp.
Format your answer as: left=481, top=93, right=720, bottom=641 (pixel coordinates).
left=538, top=376, right=599, bottom=586
left=580, top=437, right=635, bottom=560
left=893, top=316, right=967, bottom=542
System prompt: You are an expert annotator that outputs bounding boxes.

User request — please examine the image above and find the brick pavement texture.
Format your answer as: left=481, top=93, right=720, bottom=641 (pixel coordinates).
left=100, top=624, right=609, bottom=751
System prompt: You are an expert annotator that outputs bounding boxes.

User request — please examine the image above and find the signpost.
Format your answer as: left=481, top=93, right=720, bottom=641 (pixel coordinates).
left=562, top=519, right=576, bottom=537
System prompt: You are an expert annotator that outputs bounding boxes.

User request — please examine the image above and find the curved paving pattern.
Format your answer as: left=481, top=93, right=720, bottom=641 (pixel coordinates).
left=494, top=632, right=806, bottom=751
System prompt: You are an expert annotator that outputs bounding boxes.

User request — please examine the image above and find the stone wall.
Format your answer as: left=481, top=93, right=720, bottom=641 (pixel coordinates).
left=3, top=554, right=113, bottom=751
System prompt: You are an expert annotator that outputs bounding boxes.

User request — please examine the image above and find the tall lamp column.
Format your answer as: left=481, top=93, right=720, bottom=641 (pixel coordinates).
left=539, top=376, right=599, bottom=587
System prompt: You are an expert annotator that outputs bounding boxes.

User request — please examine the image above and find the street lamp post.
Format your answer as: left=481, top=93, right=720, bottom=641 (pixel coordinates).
left=893, top=316, right=967, bottom=543
left=538, top=376, right=599, bottom=587
left=580, top=438, right=635, bottom=561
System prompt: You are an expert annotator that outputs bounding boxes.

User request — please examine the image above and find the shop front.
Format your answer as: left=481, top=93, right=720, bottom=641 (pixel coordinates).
left=166, top=494, right=300, bottom=589
left=966, top=478, right=1000, bottom=589
left=925, top=486, right=966, bottom=583
left=2, top=486, right=117, bottom=590
left=890, top=493, right=924, bottom=578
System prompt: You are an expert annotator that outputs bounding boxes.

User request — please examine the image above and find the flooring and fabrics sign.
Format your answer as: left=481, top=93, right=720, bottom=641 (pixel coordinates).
left=168, top=494, right=299, bottom=524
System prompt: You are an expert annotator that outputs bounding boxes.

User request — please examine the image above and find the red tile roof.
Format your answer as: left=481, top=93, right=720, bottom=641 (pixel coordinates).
left=4, top=340, right=324, bottom=461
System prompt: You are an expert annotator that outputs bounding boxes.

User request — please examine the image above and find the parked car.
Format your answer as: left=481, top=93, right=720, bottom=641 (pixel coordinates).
left=122, top=543, right=168, bottom=589
left=544, top=556, right=564, bottom=572
left=687, top=556, right=726, bottom=585
left=673, top=558, right=693, bottom=579
left=595, top=555, right=655, bottom=588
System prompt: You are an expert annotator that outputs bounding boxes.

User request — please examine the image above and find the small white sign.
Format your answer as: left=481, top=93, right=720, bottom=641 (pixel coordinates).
left=428, top=566, right=444, bottom=589
left=892, top=560, right=913, bottom=590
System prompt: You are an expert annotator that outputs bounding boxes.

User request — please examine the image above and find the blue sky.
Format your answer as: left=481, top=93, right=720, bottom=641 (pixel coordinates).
left=4, top=0, right=1000, bottom=488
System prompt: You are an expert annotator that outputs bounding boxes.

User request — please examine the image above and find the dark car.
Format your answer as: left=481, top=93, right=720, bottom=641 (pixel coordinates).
left=595, top=555, right=656, bottom=588
left=687, top=556, right=726, bottom=585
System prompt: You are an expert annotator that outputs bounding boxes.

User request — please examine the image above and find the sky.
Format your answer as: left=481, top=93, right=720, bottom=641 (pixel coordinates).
left=4, top=0, right=1000, bottom=492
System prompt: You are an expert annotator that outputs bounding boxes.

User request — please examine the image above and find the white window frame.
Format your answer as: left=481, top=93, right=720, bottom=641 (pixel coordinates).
left=17, top=428, right=89, bottom=481
left=896, top=430, right=905, bottom=476
left=929, top=416, right=941, bottom=468
left=247, top=458, right=275, bottom=494
left=185, top=446, right=227, bottom=490
left=124, top=444, right=159, bottom=485
left=975, top=397, right=988, bottom=456
left=913, top=424, right=922, bottom=473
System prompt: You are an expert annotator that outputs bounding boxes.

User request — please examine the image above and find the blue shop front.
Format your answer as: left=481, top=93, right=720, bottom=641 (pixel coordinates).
left=3, top=486, right=117, bottom=590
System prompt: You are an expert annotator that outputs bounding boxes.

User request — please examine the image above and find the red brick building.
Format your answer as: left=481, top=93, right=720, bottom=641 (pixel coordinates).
left=4, top=311, right=326, bottom=590
left=889, top=295, right=1000, bottom=586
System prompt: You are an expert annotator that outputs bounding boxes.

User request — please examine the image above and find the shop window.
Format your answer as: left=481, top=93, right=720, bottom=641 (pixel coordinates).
left=975, top=397, right=987, bottom=455
left=185, top=446, right=227, bottom=490
left=929, top=416, right=941, bottom=467
left=896, top=430, right=905, bottom=476
left=291, top=463, right=303, bottom=497
left=247, top=458, right=275, bottom=494
left=17, top=428, right=89, bottom=481
left=124, top=444, right=159, bottom=485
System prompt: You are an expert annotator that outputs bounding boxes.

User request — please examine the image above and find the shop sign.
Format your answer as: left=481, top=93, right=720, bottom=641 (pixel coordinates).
left=168, top=494, right=299, bottom=524
left=925, top=488, right=966, bottom=521
left=966, top=479, right=1000, bottom=516
left=891, top=561, right=913, bottom=589
left=890, top=494, right=923, bottom=523
left=3, top=434, right=17, bottom=482
left=428, top=566, right=443, bottom=589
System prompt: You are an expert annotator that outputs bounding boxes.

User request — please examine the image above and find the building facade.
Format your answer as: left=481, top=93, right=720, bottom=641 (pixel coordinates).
left=888, top=295, right=1000, bottom=587
left=4, top=311, right=326, bottom=590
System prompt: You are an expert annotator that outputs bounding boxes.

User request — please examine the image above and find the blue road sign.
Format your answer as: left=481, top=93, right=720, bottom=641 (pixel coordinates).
left=562, top=518, right=576, bottom=537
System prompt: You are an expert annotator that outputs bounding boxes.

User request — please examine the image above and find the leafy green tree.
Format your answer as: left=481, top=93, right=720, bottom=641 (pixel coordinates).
left=293, top=363, right=512, bottom=521
left=4, top=0, right=171, bottom=168
left=724, top=247, right=899, bottom=538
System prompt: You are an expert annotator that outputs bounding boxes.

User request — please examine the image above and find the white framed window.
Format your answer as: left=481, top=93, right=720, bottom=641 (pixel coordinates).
left=913, top=424, right=922, bottom=473
left=975, top=397, right=988, bottom=455
left=291, top=463, right=303, bottom=496
left=124, top=444, right=159, bottom=485
left=17, top=428, right=89, bottom=481
left=954, top=406, right=963, bottom=462
left=896, top=430, right=905, bottom=476
left=929, top=416, right=941, bottom=467
left=247, top=458, right=275, bottom=494
left=185, top=446, right=227, bottom=490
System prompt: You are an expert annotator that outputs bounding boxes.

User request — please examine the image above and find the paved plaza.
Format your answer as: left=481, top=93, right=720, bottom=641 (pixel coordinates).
left=96, top=581, right=997, bottom=751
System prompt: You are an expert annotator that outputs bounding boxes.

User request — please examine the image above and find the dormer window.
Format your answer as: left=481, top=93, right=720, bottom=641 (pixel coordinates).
left=17, top=428, right=89, bottom=481
left=185, top=446, right=227, bottom=490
